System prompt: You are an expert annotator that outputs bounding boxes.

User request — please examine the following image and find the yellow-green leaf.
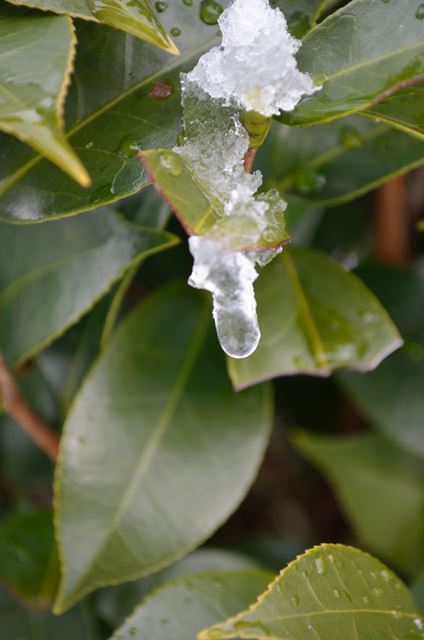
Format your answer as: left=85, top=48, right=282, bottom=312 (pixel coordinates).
left=0, top=6, right=89, bottom=186
left=5, top=0, right=179, bottom=54
left=200, top=544, right=424, bottom=640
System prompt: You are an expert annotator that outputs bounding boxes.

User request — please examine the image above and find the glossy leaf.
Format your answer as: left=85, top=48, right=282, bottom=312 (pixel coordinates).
left=275, top=0, right=332, bottom=37
left=0, top=6, right=89, bottom=186
left=109, top=569, right=272, bottom=640
left=98, top=549, right=260, bottom=628
left=0, top=207, right=177, bottom=366
left=54, top=284, right=272, bottom=612
left=278, top=0, right=424, bottom=126
left=141, top=150, right=289, bottom=251
left=339, top=265, right=424, bottom=459
left=6, top=0, right=179, bottom=54
left=0, top=7, right=223, bottom=222
left=363, top=82, right=424, bottom=141
left=265, top=117, right=424, bottom=205
left=0, top=589, right=95, bottom=640
left=294, top=432, right=424, bottom=575
left=228, top=247, right=402, bottom=390
left=201, top=544, right=424, bottom=640
left=0, top=508, right=58, bottom=609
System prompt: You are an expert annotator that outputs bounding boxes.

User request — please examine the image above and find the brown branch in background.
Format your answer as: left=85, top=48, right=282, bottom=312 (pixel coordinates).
left=374, top=175, right=410, bottom=266
left=369, top=75, right=424, bottom=108
left=0, top=356, right=59, bottom=462
left=243, top=147, right=258, bottom=173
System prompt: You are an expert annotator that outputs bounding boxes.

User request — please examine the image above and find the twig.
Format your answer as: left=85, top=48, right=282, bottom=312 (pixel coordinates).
left=369, top=75, right=424, bottom=108
left=0, top=356, right=59, bottom=462
left=374, top=176, right=409, bottom=265
left=244, top=147, right=258, bottom=173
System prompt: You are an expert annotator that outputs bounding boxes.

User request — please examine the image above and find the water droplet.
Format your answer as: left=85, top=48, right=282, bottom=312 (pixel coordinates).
left=380, top=570, right=390, bottom=582
left=200, top=0, right=224, bottom=25
left=416, top=3, right=424, bottom=18
left=148, top=80, right=175, bottom=99
left=314, top=554, right=327, bottom=576
left=171, top=27, right=181, bottom=36
left=362, top=595, right=370, bottom=605
left=85, top=141, right=93, bottom=149
left=414, top=618, right=424, bottom=630
left=370, top=571, right=377, bottom=580
left=373, top=587, right=384, bottom=597
left=119, top=136, right=141, bottom=157
left=294, top=168, right=326, bottom=195
left=183, top=0, right=193, bottom=5
left=328, top=554, right=335, bottom=563
left=333, top=589, right=341, bottom=599
left=155, top=1, right=167, bottom=11
left=291, top=594, right=300, bottom=607
left=159, top=152, right=182, bottom=176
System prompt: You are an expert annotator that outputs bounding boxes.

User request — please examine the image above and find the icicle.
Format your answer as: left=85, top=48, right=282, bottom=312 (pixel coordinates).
left=177, top=0, right=318, bottom=358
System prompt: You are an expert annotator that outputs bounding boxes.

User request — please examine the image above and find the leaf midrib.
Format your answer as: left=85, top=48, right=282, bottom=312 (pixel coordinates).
left=60, top=296, right=210, bottom=602
left=0, top=36, right=219, bottom=197
left=281, top=251, right=328, bottom=369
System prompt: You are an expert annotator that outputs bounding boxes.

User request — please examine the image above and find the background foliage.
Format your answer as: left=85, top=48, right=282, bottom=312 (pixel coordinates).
left=0, top=0, right=423, bottom=638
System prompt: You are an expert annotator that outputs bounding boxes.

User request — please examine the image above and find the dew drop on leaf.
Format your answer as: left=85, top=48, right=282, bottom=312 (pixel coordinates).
left=155, top=1, right=168, bottom=11
left=416, top=3, right=424, bottom=18
left=171, top=27, right=182, bottom=36
left=200, top=0, right=224, bottom=24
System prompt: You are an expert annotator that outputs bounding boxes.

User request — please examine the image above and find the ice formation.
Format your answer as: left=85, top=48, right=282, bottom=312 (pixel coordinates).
left=178, top=0, right=318, bottom=359
left=187, top=0, right=318, bottom=116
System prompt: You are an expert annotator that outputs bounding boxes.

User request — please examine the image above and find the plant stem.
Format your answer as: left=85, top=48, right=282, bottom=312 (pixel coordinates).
left=0, top=356, right=59, bottom=462
left=244, top=147, right=258, bottom=173
left=375, top=176, right=409, bottom=265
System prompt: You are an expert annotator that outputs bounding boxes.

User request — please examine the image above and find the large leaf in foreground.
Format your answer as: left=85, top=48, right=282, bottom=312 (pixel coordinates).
left=278, top=0, right=424, bottom=126
left=264, top=117, right=424, bottom=205
left=54, top=285, right=272, bottom=612
left=0, top=207, right=177, bottom=366
left=228, top=247, right=402, bottom=390
left=0, top=7, right=89, bottom=186
left=294, top=432, right=424, bottom=575
left=200, top=544, right=424, bottom=640
left=99, top=549, right=259, bottom=628
left=363, top=83, right=424, bottom=141
left=6, top=0, right=179, bottom=54
left=0, top=508, right=57, bottom=609
left=339, top=265, right=424, bottom=459
left=110, top=569, right=272, bottom=640
left=0, top=8, right=223, bottom=222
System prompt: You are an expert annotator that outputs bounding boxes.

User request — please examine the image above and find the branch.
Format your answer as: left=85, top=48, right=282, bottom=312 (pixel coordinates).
left=0, top=356, right=59, bottom=462
left=369, top=75, right=424, bottom=108
left=374, top=176, right=410, bottom=265
left=244, top=147, right=258, bottom=173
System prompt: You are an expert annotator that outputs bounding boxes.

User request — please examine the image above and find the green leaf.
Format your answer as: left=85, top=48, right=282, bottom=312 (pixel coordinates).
left=339, top=265, right=424, bottom=459
left=0, top=589, right=96, bottom=640
left=6, top=0, right=179, bottom=54
left=413, top=572, right=424, bottom=614
left=294, top=432, right=424, bottom=576
left=274, top=0, right=332, bottom=37
left=0, top=508, right=58, bottom=609
left=228, top=247, right=402, bottom=390
left=109, top=569, right=272, bottom=640
left=0, top=207, right=177, bottom=366
left=277, top=0, right=424, bottom=126
left=0, top=6, right=90, bottom=186
left=362, top=82, right=424, bottom=141
left=200, top=544, right=424, bottom=640
left=0, top=7, right=222, bottom=223
left=265, top=117, right=424, bottom=205
left=141, top=150, right=289, bottom=251
left=98, top=549, right=260, bottom=629
left=54, top=284, right=272, bottom=613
